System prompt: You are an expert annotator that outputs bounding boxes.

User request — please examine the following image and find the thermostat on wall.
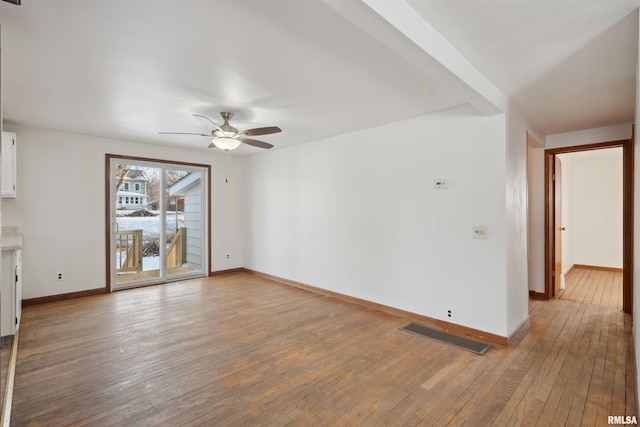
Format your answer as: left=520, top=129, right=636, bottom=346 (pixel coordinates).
left=433, top=179, right=448, bottom=189
left=472, top=225, right=488, bottom=239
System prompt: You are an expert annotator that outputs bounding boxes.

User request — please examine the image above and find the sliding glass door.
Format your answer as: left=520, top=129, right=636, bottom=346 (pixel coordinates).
left=108, top=156, right=208, bottom=290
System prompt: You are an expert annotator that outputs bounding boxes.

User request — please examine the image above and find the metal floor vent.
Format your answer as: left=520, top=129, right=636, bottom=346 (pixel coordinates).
left=401, top=323, right=491, bottom=355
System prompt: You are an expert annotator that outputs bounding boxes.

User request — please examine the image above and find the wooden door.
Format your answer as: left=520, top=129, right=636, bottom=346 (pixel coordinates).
left=553, top=157, right=562, bottom=297
left=545, top=140, right=632, bottom=311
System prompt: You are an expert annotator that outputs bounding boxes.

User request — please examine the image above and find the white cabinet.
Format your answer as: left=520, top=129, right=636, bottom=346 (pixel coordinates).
left=1, top=249, right=22, bottom=337
left=1, top=131, right=16, bottom=198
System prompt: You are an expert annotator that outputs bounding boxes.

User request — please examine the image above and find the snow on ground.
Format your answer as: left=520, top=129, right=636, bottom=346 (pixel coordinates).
left=144, top=256, right=160, bottom=270
left=115, top=253, right=160, bottom=271
left=116, top=211, right=185, bottom=240
left=116, top=210, right=184, bottom=271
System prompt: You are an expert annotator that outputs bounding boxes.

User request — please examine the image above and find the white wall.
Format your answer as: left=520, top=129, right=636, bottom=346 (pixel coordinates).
left=528, top=123, right=633, bottom=293
left=506, top=104, right=542, bottom=336
left=546, top=123, right=632, bottom=148
left=2, top=124, right=245, bottom=299
left=527, top=136, right=546, bottom=293
left=559, top=150, right=623, bottom=270
left=244, top=106, right=511, bottom=337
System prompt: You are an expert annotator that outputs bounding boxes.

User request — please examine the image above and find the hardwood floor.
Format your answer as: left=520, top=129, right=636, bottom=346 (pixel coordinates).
left=0, top=335, right=12, bottom=409
left=9, top=268, right=637, bottom=426
left=116, top=266, right=195, bottom=284
left=558, top=267, right=622, bottom=309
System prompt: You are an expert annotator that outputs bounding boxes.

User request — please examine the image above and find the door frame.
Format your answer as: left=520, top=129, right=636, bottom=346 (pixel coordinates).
left=105, top=154, right=212, bottom=292
left=553, top=156, right=563, bottom=297
left=544, top=139, right=633, bottom=312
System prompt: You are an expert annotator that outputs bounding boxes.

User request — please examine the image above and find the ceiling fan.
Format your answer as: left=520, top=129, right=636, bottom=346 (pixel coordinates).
left=159, top=112, right=281, bottom=151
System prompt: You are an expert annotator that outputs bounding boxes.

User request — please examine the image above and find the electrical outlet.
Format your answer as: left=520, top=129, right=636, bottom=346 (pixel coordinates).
left=447, top=308, right=454, bottom=320
left=56, top=271, right=64, bottom=282
left=226, top=254, right=230, bottom=259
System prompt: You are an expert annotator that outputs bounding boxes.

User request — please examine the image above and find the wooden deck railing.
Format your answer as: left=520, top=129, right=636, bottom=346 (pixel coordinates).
left=166, top=227, right=187, bottom=268
left=116, top=229, right=143, bottom=272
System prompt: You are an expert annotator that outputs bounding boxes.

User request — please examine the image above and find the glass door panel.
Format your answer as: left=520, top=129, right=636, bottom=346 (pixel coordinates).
left=165, top=169, right=204, bottom=278
left=113, top=163, right=162, bottom=288
left=109, top=158, right=208, bottom=290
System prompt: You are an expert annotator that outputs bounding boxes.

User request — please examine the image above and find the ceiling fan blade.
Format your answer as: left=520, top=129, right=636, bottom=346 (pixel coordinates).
left=193, top=114, right=221, bottom=131
left=240, top=137, right=274, bottom=149
left=158, top=132, right=210, bottom=136
left=240, top=126, right=281, bottom=136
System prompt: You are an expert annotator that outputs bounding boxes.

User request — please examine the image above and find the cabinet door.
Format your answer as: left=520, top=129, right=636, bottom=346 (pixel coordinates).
left=0, top=252, right=14, bottom=337
left=15, top=250, right=22, bottom=326
left=0, top=250, right=21, bottom=336
left=1, top=131, right=16, bottom=198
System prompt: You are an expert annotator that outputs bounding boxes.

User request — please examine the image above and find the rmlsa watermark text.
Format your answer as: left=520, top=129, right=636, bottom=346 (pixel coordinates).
left=609, top=415, right=638, bottom=425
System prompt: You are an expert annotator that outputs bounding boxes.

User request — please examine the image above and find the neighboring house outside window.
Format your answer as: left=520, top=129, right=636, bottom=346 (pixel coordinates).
left=116, top=170, right=150, bottom=210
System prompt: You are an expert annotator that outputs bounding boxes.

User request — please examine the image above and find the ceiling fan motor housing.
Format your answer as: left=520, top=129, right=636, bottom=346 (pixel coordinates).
left=219, top=112, right=238, bottom=133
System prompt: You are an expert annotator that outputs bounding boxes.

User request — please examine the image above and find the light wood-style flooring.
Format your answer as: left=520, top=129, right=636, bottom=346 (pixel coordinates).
left=0, top=335, right=12, bottom=408
left=9, top=268, right=637, bottom=426
left=116, top=267, right=195, bottom=284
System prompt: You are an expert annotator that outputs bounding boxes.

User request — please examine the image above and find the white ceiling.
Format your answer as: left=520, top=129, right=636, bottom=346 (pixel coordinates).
left=0, top=0, right=638, bottom=155
left=406, top=0, right=639, bottom=135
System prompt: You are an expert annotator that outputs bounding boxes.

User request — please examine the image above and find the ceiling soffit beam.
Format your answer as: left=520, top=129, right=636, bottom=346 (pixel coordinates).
left=361, top=0, right=507, bottom=116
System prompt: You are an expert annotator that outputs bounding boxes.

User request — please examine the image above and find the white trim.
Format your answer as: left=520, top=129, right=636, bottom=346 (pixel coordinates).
left=1, top=326, right=20, bottom=427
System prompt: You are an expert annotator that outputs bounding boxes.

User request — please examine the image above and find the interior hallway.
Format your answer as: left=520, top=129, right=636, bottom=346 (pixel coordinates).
left=8, top=269, right=637, bottom=426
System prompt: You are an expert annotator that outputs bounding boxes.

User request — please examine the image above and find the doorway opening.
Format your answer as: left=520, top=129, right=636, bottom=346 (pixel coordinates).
left=544, top=139, right=633, bottom=312
left=106, top=155, right=211, bottom=291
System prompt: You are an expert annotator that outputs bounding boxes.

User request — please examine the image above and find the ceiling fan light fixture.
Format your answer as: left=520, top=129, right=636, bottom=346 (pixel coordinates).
left=161, top=112, right=280, bottom=151
left=213, top=137, right=242, bottom=151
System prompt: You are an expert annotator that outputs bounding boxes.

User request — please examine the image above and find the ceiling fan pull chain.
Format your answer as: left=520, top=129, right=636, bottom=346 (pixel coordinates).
left=225, top=150, right=230, bottom=183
